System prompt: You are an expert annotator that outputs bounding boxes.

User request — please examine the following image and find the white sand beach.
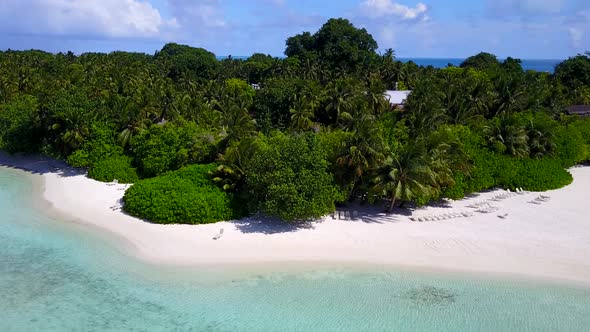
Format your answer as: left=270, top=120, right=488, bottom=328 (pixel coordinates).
left=2, top=152, right=590, bottom=285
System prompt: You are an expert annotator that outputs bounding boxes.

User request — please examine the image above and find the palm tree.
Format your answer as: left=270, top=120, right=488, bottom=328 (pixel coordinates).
left=216, top=94, right=256, bottom=147
left=114, top=96, right=153, bottom=148
left=336, top=114, right=384, bottom=200
left=485, top=116, right=529, bottom=157
left=323, top=79, right=355, bottom=124
left=489, top=75, right=527, bottom=118
left=0, top=75, right=17, bottom=103
left=290, top=95, right=316, bottom=132
left=213, top=136, right=261, bottom=192
left=525, top=119, right=556, bottom=158
left=404, top=80, right=446, bottom=136
left=365, top=74, right=389, bottom=115
left=371, top=143, right=442, bottom=213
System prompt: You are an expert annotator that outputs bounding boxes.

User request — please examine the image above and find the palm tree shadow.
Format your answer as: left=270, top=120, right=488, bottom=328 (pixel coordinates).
left=0, top=152, right=84, bottom=177
left=232, top=216, right=316, bottom=234
left=333, top=203, right=411, bottom=224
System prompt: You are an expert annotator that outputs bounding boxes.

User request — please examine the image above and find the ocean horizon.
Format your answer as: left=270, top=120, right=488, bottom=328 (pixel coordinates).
left=216, top=56, right=561, bottom=73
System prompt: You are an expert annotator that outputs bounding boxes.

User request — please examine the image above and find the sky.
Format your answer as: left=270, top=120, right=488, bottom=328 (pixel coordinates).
left=0, top=0, right=588, bottom=59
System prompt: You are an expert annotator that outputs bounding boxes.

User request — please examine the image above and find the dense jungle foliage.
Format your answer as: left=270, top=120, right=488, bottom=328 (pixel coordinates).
left=1, top=18, right=590, bottom=223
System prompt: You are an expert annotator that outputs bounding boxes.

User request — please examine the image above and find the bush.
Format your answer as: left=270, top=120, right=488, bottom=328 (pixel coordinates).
left=88, top=156, right=139, bottom=184
left=67, top=123, right=123, bottom=168
left=122, top=164, right=236, bottom=224
left=0, top=95, right=41, bottom=153
left=441, top=125, right=573, bottom=199
left=131, top=122, right=217, bottom=178
left=496, top=157, right=573, bottom=191
left=246, top=132, right=344, bottom=221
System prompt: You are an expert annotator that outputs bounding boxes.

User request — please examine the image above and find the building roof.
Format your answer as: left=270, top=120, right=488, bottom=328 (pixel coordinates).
left=385, top=90, right=411, bottom=105
left=566, top=105, right=590, bottom=116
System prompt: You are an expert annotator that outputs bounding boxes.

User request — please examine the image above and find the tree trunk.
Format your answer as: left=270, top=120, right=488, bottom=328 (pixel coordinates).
left=386, top=196, right=396, bottom=213
left=347, top=178, right=358, bottom=202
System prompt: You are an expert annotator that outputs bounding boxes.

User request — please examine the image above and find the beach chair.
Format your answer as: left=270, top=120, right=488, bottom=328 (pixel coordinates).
left=212, top=228, right=224, bottom=240
left=535, top=196, right=549, bottom=202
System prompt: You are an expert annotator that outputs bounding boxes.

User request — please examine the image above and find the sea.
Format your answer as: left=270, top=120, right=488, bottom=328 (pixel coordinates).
left=217, top=56, right=561, bottom=73
left=1, top=166, right=589, bottom=331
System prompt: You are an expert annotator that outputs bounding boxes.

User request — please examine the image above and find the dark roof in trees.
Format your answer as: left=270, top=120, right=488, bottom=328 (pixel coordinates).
left=566, top=105, right=590, bottom=117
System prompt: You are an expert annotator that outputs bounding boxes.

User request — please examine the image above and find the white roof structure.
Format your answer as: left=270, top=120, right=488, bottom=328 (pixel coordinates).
left=385, top=90, right=411, bottom=105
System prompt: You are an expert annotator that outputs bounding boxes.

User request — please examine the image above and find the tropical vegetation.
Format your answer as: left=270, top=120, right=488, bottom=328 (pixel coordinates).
left=1, top=18, right=589, bottom=223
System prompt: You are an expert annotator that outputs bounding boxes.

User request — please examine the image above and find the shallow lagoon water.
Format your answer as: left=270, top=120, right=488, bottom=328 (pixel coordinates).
left=1, top=167, right=590, bottom=331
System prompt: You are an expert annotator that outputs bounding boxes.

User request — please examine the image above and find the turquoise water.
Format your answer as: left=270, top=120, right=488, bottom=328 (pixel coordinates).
left=1, top=167, right=590, bottom=331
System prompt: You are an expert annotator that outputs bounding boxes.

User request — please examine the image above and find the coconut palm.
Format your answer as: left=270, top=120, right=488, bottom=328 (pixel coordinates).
left=336, top=114, right=384, bottom=200
left=525, top=118, right=556, bottom=158
left=371, top=142, right=441, bottom=213
left=365, top=74, right=389, bottom=115
left=485, top=116, right=529, bottom=157
left=323, top=79, right=356, bottom=124
left=290, top=95, right=316, bottom=132
left=216, top=94, right=257, bottom=147
left=213, top=136, right=261, bottom=192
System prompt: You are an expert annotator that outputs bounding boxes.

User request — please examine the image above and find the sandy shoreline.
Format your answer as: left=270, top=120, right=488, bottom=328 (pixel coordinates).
left=2, top=152, right=590, bottom=285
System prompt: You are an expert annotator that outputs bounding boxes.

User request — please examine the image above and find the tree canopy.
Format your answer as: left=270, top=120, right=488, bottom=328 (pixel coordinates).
left=0, top=18, right=589, bottom=224
left=285, top=18, right=378, bottom=74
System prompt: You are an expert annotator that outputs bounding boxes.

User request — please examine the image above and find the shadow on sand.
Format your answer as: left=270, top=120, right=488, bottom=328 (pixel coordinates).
left=232, top=216, right=316, bottom=235
left=232, top=203, right=418, bottom=234
left=0, top=152, right=84, bottom=177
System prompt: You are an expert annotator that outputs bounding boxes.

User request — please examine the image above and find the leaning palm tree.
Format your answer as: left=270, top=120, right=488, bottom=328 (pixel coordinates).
left=371, top=143, right=440, bottom=213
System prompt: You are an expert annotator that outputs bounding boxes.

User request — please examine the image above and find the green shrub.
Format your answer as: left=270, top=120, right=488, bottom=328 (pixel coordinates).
left=441, top=125, right=573, bottom=199
left=442, top=172, right=467, bottom=200
left=122, top=164, right=236, bottom=224
left=554, top=124, right=586, bottom=167
left=246, top=132, right=344, bottom=221
left=66, top=123, right=123, bottom=168
left=131, top=122, right=217, bottom=178
left=0, top=95, right=41, bottom=153
left=495, top=157, right=573, bottom=191
left=88, top=156, right=139, bottom=184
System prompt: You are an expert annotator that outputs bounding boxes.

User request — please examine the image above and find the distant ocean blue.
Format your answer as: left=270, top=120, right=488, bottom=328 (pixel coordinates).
left=398, top=58, right=561, bottom=73
left=216, top=56, right=561, bottom=73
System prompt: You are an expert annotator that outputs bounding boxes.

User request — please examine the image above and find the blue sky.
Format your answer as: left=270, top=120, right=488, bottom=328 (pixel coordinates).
left=0, top=0, right=588, bottom=59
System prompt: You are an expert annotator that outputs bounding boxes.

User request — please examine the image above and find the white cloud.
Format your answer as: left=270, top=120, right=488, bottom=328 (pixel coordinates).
left=166, top=0, right=226, bottom=29
left=568, top=27, right=583, bottom=47
left=0, top=0, right=176, bottom=38
left=359, top=0, right=429, bottom=21
left=487, top=0, right=566, bottom=17
left=380, top=26, right=396, bottom=44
